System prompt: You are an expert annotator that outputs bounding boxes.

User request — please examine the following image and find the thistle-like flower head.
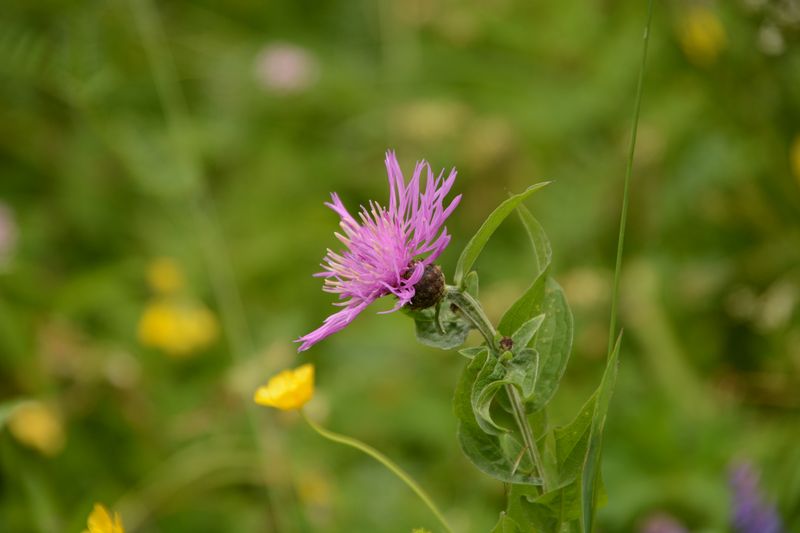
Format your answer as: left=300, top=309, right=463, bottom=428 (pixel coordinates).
left=296, top=150, right=461, bottom=352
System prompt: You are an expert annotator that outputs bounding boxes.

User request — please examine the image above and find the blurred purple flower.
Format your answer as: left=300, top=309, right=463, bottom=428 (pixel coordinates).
left=639, top=513, right=688, bottom=533
left=254, top=43, right=318, bottom=93
left=0, top=202, right=17, bottom=266
left=296, top=151, right=460, bottom=352
left=730, top=462, right=783, bottom=533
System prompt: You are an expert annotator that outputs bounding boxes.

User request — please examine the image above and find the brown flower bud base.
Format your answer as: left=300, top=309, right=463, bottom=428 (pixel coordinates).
left=407, top=263, right=446, bottom=310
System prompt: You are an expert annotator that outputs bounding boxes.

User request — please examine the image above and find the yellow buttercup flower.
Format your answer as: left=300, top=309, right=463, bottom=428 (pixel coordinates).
left=791, top=135, right=800, bottom=186
left=137, top=298, right=218, bottom=357
left=146, top=257, right=184, bottom=295
left=83, top=503, right=124, bottom=533
left=7, top=401, right=65, bottom=456
left=254, top=364, right=314, bottom=410
left=678, top=5, right=727, bottom=66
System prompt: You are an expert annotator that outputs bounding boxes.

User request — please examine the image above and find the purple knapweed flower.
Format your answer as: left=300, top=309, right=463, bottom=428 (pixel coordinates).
left=730, top=462, right=784, bottom=533
left=296, top=151, right=461, bottom=352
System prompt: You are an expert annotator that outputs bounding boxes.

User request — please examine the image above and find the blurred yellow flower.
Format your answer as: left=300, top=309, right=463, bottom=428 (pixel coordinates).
left=7, top=401, right=65, bottom=456
left=791, top=135, right=800, bottom=185
left=678, top=6, right=726, bottom=66
left=146, top=257, right=184, bottom=295
left=83, top=503, right=124, bottom=533
left=412, top=529, right=432, bottom=533
left=254, top=364, right=314, bottom=410
left=297, top=470, right=332, bottom=507
left=137, top=299, right=218, bottom=357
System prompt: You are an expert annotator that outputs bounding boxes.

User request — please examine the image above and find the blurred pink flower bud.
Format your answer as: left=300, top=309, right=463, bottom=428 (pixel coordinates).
left=0, top=202, right=17, bottom=267
left=254, top=43, right=318, bottom=93
left=640, top=513, right=688, bottom=533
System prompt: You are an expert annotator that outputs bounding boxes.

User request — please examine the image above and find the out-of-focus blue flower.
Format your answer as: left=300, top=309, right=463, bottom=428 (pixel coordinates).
left=730, top=462, right=784, bottom=533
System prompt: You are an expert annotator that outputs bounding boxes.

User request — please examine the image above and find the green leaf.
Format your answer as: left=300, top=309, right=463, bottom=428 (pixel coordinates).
left=553, top=393, right=597, bottom=484
left=458, top=346, right=486, bottom=359
left=506, top=481, right=582, bottom=533
left=463, top=270, right=479, bottom=298
left=506, top=484, right=559, bottom=533
left=465, top=343, right=539, bottom=437
left=498, top=205, right=573, bottom=410
left=490, top=513, right=523, bottom=533
left=498, top=272, right=547, bottom=336
left=453, top=183, right=550, bottom=286
left=454, top=350, right=541, bottom=485
left=581, top=334, right=622, bottom=533
left=517, top=204, right=552, bottom=278
left=511, top=313, right=545, bottom=349
left=504, top=348, right=539, bottom=399
left=504, top=278, right=573, bottom=410
left=407, top=295, right=471, bottom=350
left=497, top=205, right=552, bottom=336
left=472, top=353, right=513, bottom=435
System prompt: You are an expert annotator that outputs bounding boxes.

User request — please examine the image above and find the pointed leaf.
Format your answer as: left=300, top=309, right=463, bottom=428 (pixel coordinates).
left=453, top=183, right=550, bottom=286
left=506, top=484, right=559, bottom=533
left=517, top=204, right=552, bottom=278
left=581, top=334, right=622, bottom=533
left=499, top=206, right=573, bottom=411
left=511, top=314, right=545, bottom=349
left=506, top=481, right=582, bottom=533
left=472, top=353, right=512, bottom=435
left=490, top=513, right=523, bottom=533
left=506, top=278, right=573, bottom=409
left=454, top=350, right=542, bottom=485
left=459, top=346, right=487, bottom=359
left=505, top=348, right=539, bottom=399
left=553, top=392, right=597, bottom=484
left=464, top=270, right=479, bottom=298
left=498, top=272, right=547, bottom=336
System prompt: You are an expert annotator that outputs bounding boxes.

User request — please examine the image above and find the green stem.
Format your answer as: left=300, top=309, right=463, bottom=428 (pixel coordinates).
left=445, top=287, right=498, bottom=349
left=302, top=412, right=454, bottom=533
left=607, top=0, right=655, bottom=358
left=446, top=287, right=547, bottom=490
left=505, top=385, right=547, bottom=492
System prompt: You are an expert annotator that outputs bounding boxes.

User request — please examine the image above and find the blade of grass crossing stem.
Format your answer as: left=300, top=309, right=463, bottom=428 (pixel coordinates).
left=606, top=0, right=655, bottom=357
left=581, top=333, right=622, bottom=533
left=587, top=1, right=655, bottom=531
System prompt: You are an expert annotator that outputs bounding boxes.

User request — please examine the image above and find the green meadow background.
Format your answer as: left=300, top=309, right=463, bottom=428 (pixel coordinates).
left=1, top=0, right=799, bottom=531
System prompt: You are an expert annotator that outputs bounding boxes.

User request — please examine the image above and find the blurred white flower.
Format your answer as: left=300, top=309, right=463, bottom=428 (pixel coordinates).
left=0, top=202, right=17, bottom=268
left=254, top=43, right=318, bottom=94
left=757, top=24, right=785, bottom=56
left=391, top=99, right=469, bottom=142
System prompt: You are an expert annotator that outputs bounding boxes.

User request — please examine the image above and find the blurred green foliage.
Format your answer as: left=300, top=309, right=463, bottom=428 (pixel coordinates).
left=1, top=0, right=799, bottom=531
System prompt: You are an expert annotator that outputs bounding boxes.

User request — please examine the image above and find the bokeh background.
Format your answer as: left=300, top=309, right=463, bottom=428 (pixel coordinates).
left=2, top=0, right=799, bottom=531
